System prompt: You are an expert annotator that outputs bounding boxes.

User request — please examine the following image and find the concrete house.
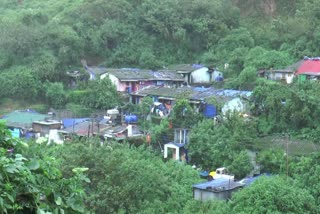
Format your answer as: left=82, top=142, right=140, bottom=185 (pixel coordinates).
left=295, top=57, right=320, bottom=81
left=164, top=128, right=189, bottom=161
left=32, top=120, right=62, bottom=137
left=130, top=86, right=251, bottom=117
left=193, top=178, right=244, bottom=201
left=168, top=64, right=223, bottom=85
left=258, top=60, right=303, bottom=84
left=1, top=110, right=50, bottom=138
left=83, top=66, right=184, bottom=93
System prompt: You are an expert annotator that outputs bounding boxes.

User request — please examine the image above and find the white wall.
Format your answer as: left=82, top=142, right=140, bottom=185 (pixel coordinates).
left=101, top=73, right=121, bottom=91
left=191, top=67, right=210, bottom=83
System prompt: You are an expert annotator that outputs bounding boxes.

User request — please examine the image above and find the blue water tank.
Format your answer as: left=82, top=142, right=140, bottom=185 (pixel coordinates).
left=204, top=104, right=217, bottom=118
left=125, top=115, right=138, bottom=123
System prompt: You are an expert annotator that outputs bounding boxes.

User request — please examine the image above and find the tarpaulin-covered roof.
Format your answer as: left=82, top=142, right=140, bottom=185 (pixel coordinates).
left=193, top=178, right=244, bottom=192
left=62, top=118, right=90, bottom=128
left=295, top=58, right=320, bottom=76
left=1, top=110, right=49, bottom=128
left=131, top=86, right=252, bottom=102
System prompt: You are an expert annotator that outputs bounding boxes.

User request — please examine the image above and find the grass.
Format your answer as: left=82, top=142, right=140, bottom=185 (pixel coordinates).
left=253, top=135, right=320, bottom=156
left=0, top=98, right=48, bottom=115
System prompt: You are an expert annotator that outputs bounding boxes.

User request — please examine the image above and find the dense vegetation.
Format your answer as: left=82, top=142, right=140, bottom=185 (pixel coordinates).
left=2, top=0, right=320, bottom=213
left=1, top=0, right=320, bottom=106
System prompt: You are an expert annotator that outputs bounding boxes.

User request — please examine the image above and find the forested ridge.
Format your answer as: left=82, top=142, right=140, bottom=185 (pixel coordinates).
left=1, top=0, right=320, bottom=82
left=2, top=0, right=320, bottom=213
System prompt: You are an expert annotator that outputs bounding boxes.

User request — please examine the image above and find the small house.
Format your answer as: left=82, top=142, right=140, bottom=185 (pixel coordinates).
left=32, top=120, right=62, bottom=137
left=193, top=178, right=244, bottom=201
left=1, top=110, right=50, bottom=138
left=168, top=64, right=223, bottom=85
left=97, top=68, right=184, bottom=93
left=164, top=128, right=189, bottom=161
left=295, top=57, right=320, bottom=81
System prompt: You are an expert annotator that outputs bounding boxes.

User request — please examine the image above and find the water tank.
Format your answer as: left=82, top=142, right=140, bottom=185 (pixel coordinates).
left=204, top=104, right=217, bottom=118
left=125, top=115, right=138, bottom=123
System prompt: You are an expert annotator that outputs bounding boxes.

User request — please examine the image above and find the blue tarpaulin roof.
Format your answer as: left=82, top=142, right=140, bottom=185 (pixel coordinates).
left=239, top=173, right=271, bottom=186
left=193, top=178, right=244, bottom=191
left=62, top=118, right=90, bottom=128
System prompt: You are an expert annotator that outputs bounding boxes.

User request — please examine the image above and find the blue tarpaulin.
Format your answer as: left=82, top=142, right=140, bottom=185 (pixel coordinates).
left=62, top=118, right=90, bottom=128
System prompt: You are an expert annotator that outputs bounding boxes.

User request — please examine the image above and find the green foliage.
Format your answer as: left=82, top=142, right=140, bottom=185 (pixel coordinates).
left=256, top=149, right=286, bottom=174
left=251, top=81, right=320, bottom=137
left=0, top=122, right=87, bottom=213
left=230, top=176, right=318, bottom=214
left=187, top=115, right=257, bottom=178
left=172, top=99, right=202, bottom=129
left=42, top=142, right=201, bottom=213
left=137, top=96, right=154, bottom=134
left=65, top=103, right=92, bottom=117
left=292, top=153, right=320, bottom=205
left=0, top=67, right=42, bottom=101
left=44, top=82, right=67, bottom=108
left=83, top=78, right=119, bottom=110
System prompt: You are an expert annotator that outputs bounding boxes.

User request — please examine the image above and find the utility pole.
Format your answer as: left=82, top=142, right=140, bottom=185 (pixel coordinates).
left=286, top=133, right=289, bottom=181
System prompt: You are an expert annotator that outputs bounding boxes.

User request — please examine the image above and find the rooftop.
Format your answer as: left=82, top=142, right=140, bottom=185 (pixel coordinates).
left=1, top=110, right=50, bottom=128
left=167, top=64, right=206, bottom=73
left=131, top=86, right=252, bottom=102
left=193, top=178, right=244, bottom=192
left=86, top=67, right=184, bottom=81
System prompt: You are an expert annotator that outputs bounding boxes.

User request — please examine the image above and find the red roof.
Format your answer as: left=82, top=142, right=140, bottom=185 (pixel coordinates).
left=295, top=59, right=320, bottom=76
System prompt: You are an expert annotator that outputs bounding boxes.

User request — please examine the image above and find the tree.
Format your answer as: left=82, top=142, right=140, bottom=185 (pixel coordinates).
left=172, top=99, right=202, bottom=129
left=41, top=141, right=201, bottom=213
left=44, top=82, right=67, bottom=108
left=229, top=176, right=318, bottom=214
left=187, top=116, right=256, bottom=177
left=84, top=77, right=119, bottom=110
left=0, top=122, right=87, bottom=213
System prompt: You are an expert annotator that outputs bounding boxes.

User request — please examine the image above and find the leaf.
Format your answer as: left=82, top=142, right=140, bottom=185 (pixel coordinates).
left=72, top=167, right=89, bottom=174
left=55, top=196, right=62, bottom=206
left=4, top=165, right=18, bottom=173
left=5, top=193, right=14, bottom=203
left=0, top=197, right=3, bottom=209
left=27, top=159, right=40, bottom=170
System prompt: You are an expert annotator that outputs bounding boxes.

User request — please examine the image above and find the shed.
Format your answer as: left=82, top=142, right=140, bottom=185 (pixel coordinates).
left=32, top=120, right=62, bottom=137
left=193, top=178, right=244, bottom=201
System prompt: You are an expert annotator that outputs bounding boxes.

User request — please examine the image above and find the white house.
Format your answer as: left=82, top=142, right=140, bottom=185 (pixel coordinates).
left=168, top=64, right=223, bottom=85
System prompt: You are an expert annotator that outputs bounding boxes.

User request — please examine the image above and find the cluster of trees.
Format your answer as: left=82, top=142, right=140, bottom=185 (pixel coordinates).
left=1, top=124, right=317, bottom=213
left=0, top=122, right=87, bottom=213
left=1, top=0, right=320, bottom=105
left=252, top=80, right=320, bottom=141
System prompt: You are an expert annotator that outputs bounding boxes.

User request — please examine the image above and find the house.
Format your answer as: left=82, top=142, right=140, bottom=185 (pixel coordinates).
left=101, top=68, right=184, bottom=92
left=103, top=124, right=143, bottom=142
left=193, top=178, right=244, bottom=201
left=32, top=120, right=62, bottom=137
left=167, top=64, right=223, bottom=85
left=258, top=60, right=303, bottom=84
left=83, top=66, right=185, bottom=93
left=131, top=86, right=251, bottom=117
left=295, top=57, right=320, bottom=81
left=164, top=128, right=189, bottom=161
left=0, top=110, right=50, bottom=138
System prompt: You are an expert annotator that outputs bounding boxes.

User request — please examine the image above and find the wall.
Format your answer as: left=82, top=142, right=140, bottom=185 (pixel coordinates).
left=190, top=67, right=210, bottom=83
left=268, top=72, right=293, bottom=84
